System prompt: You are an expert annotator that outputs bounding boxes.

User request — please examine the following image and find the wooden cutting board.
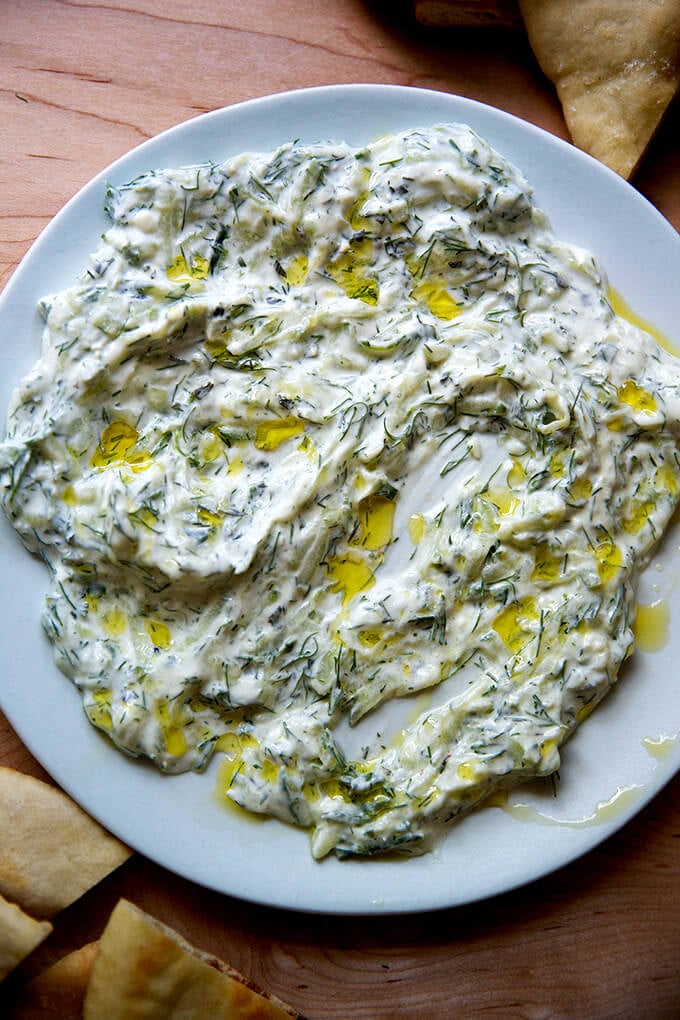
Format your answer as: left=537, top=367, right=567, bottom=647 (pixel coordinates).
left=1, top=3, right=678, bottom=1016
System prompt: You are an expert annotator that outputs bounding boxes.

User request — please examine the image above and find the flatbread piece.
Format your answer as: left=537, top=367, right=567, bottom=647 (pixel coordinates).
left=0, top=893, right=52, bottom=983
left=83, top=899, right=302, bottom=1019
left=6, top=940, right=99, bottom=1018
left=0, top=767, right=132, bottom=918
left=519, top=0, right=680, bottom=177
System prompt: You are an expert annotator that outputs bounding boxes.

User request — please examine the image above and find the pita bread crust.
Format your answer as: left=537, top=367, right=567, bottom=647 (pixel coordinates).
left=0, top=894, right=53, bottom=982
left=83, top=899, right=301, bottom=1019
left=8, top=941, right=99, bottom=1018
left=519, top=0, right=680, bottom=177
left=0, top=767, right=132, bottom=918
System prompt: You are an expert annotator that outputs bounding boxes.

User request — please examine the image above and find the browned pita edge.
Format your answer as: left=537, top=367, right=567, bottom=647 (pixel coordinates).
left=415, top=0, right=521, bottom=28
left=0, top=766, right=132, bottom=919
left=0, top=894, right=53, bottom=985
left=519, top=0, right=680, bottom=178
left=5, top=941, right=99, bottom=1019
left=83, top=899, right=303, bottom=1020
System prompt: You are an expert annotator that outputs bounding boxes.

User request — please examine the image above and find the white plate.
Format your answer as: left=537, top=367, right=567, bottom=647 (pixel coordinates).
left=1, top=84, right=679, bottom=915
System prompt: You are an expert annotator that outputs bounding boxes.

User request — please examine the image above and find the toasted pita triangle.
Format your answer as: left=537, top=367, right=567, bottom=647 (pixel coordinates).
left=519, top=0, right=680, bottom=177
left=8, top=941, right=99, bottom=1018
left=0, top=767, right=131, bottom=918
left=0, top=893, right=53, bottom=982
left=83, top=899, right=301, bottom=1019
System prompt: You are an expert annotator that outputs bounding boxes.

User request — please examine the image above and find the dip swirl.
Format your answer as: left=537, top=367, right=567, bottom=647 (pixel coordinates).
left=2, top=124, right=679, bottom=857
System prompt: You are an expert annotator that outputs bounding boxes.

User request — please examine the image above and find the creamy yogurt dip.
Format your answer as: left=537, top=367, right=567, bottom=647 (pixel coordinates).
left=2, top=124, right=679, bottom=858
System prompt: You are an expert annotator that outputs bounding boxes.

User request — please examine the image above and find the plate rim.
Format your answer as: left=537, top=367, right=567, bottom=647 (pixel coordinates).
left=1, top=83, right=679, bottom=916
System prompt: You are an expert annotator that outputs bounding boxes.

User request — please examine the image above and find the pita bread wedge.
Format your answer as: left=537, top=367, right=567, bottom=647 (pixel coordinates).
left=0, top=894, right=52, bottom=983
left=519, top=0, right=680, bottom=177
left=83, top=899, right=301, bottom=1020
left=7, top=941, right=99, bottom=1018
left=0, top=767, right=132, bottom=918
left=415, top=0, right=521, bottom=28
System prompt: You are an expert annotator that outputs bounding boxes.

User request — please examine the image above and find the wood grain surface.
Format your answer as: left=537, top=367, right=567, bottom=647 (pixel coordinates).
left=1, top=2, right=679, bottom=1017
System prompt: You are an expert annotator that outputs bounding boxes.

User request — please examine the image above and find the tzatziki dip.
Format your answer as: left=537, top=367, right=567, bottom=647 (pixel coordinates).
left=2, top=124, right=679, bottom=858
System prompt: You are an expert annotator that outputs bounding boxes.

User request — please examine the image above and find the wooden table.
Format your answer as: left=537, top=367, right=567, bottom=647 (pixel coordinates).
left=1, top=2, right=679, bottom=1016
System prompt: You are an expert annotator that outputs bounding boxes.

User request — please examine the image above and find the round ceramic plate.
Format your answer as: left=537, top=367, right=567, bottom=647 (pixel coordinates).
left=1, top=85, right=679, bottom=915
